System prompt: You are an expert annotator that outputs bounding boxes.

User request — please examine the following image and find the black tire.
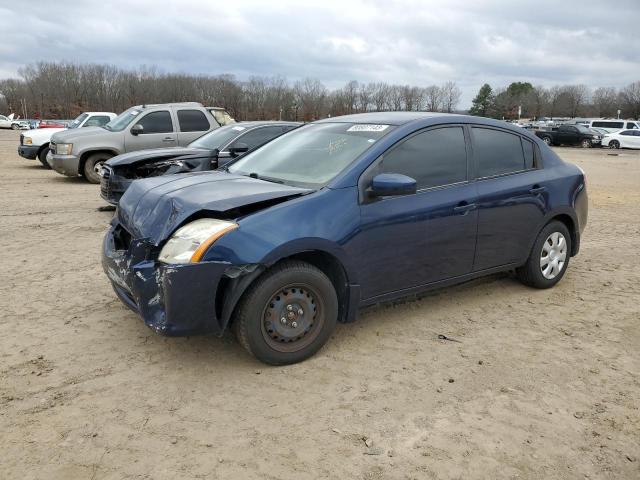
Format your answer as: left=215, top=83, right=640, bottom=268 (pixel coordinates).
left=83, top=152, right=112, bottom=184
left=11, top=124, right=20, bottom=130
left=580, top=139, right=591, bottom=148
left=609, top=140, right=620, bottom=149
left=517, top=220, right=572, bottom=289
left=233, top=260, right=338, bottom=365
left=541, top=136, right=552, bottom=146
left=38, top=146, right=51, bottom=169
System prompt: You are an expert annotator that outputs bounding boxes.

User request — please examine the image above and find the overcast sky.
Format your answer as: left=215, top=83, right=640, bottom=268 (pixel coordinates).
left=1, top=0, right=638, bottom=106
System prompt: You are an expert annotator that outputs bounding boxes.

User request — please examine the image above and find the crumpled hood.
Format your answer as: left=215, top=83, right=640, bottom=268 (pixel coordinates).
left=107, top=147, right=207, bottom=168
left=117, top=171, right=312, bottom=244
left=51, top=126, right=106, bottom=143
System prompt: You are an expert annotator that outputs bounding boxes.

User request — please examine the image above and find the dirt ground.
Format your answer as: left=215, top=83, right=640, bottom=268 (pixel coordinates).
left=0, top=128, right=639, bottom=480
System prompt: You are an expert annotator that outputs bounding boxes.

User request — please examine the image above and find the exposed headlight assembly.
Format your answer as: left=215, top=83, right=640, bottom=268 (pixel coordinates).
left=158, top=218, right=238, bottom=264
left=55, top=143, right=73, bottom=155
left=23, top=137, right=32, bottom=145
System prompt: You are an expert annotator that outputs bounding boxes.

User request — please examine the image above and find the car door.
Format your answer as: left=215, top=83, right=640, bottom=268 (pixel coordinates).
left=557, top=126, right=578, bottom=145
left=356, top=125, right=478, bottom=299
left=470, top=127, right=547, bottom=271
left=175, top=109, right=212, bottom=145
left=125, top=110, right=176, bottom=151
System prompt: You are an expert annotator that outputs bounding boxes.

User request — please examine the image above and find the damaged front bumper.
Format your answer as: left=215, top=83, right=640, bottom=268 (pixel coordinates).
left=102, top=223, right=233, bottom=336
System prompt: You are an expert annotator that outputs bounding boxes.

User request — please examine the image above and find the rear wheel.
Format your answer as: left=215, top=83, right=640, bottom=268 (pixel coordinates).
left=233, top=260, right=338, bottom=365
left=38, top=147, right=51, bottom=169
left=581, top=139, right=591, bottom=148
left=517, top=220, right=571, bottom=289
left=609, top=140, right=620, bottom=149
left=83, top=152, right=112, bottom=184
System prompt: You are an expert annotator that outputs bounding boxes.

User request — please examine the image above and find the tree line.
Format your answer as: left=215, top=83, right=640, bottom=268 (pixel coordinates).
left=469, top=81, right=640, bottom=120
left=0, top=61, right=462, bottom=121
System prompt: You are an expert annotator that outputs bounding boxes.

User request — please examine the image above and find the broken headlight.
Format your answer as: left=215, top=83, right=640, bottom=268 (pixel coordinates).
left=158, top=218, right=238, bottom=264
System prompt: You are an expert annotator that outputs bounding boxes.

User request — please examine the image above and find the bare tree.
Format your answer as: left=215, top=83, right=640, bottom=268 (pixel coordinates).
left=440, top=81, right=461, bottom=113
left=620, top=81, right=640, bottom=119
left=423, top=85, right=442, bottom=112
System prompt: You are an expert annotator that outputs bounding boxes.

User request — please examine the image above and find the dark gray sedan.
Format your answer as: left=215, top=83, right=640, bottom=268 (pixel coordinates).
left=100, top=121, right=301, bottom=204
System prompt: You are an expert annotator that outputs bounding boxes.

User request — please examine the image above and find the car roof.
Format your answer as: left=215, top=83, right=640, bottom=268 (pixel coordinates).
left=229, top=121, right=302, bottom=128
left=316, top=111, right=460, bottom=126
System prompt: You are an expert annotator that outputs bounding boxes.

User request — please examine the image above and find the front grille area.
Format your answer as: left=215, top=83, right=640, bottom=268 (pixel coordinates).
left=113, top=224, right=132, bottom=251
left=49, top=141, right=56, bottom=154
left=100, top=166, right=112, bottom=199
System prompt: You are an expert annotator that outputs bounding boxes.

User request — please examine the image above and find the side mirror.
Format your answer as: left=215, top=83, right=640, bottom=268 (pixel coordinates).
left=369, top=173, right=417, bottom=197
left=229, top=142, right=249, bottom=156
left=130, top=124, right=144, bottom=136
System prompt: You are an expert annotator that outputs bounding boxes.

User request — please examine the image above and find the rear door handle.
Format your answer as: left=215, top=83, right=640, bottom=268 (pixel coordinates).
left=162, top=137, right=176, bottom=142
left=529, top=185, right=546, bottom=194
left=453, top=202, right=477, bottom=214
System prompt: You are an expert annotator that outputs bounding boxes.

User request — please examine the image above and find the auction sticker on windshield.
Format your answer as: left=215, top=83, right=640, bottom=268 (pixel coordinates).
left=346, top=124, right=389, bottom=132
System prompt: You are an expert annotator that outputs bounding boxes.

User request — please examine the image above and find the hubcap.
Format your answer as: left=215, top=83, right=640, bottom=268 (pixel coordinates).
left=540, top=232, right=567, bottom=280
left=544, top=137, right=551, bottom=145
left=261, top=284, right=324, bottom=353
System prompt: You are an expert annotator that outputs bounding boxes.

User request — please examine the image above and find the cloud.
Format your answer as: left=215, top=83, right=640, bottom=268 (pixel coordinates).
left=1, top=0, right=638, bottom=106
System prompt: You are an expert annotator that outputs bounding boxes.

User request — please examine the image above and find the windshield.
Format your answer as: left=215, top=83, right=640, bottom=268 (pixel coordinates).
left=68, top=113, right=88, bottom=129
left=228, top=122, right=395, bottom=187
left=103, top=107, right=143, bottom=132
left=189, top=124, right=244, bottom=150
left=575, top=125, right=591, bottom=134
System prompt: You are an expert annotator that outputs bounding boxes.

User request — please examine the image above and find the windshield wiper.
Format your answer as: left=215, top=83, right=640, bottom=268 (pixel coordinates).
left=246, top=172, right=284, bottom=184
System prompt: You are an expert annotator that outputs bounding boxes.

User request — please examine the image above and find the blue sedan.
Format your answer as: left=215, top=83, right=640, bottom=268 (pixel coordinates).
left=103, top=112, right=588, bottom=365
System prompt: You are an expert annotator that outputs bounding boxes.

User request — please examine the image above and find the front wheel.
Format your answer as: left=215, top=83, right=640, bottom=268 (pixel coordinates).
left=38, top=147, right=51, bottom=169
left=517, top=220, right=571, bottom=289
left=609, top=140, right=620, bottom=149
left=11, top=124, right=20, bottom=130
left=233, top=260, right=338, bottom=365
left=83, top=152, right=112, bottom=184
left=581, top=139, right=591, bottom=148
left=542, top=136, right=552, bottom=146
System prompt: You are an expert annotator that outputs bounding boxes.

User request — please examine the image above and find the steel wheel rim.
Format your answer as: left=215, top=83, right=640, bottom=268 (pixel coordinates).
left=540, top=232, right=567, bottom=280
left=261, top=283, right=325, bottom=353
left=582, top=140, right=590, bottom=148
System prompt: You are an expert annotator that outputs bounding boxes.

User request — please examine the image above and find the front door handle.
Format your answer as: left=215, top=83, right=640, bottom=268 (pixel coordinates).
left=529, top=185, right=546, bottom=194
left=162, top=137, right=176, bottom=142
left=453, top=202, right=477, bottom=214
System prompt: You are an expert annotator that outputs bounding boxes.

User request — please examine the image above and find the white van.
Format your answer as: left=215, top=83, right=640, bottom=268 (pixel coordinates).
left=587, top=119, right=640, bottom=133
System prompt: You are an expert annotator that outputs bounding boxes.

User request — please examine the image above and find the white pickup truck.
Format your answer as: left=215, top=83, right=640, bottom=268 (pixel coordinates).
left=18, top=112, right=116, bottom=168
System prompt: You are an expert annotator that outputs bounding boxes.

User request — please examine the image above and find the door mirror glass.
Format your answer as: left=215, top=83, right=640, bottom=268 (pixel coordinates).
left=369, top=173, right=417, bottom=197
left=131, top=124, right=144, bottom=136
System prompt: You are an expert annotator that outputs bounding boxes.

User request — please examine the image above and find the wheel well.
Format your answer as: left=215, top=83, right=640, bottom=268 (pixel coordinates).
left=37, top=143, right=50, bottom=154
left=79, top=150, right=117, bottom=175
left=550, top=214, right=577, bottom=256
left=285, top=251, right=349, bottom=323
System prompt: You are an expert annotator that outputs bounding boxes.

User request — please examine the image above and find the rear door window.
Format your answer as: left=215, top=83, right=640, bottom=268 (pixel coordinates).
left=381, top=126, right=467, bottom=190
left=472, top=127, right=527, bottom=178
left=177, top=109, right=210, bottom=132
left=138, top=111, right=173, bottom=134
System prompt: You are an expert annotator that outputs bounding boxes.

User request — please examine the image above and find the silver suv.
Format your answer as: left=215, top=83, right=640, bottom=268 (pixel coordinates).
left=49, top=102, right=235, bottom=183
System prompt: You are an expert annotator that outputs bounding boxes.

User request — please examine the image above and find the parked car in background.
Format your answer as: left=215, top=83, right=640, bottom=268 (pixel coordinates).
left=589, top=127, right=610, bottom=136
left=100, top=121, right=301, bottom=204
left=0, top=113, right=29, bottom=130
left=50, top=103, right=234, bottom=183
left=587, top=119, right=640, bottom=133
left=601, top=129, right=640, bottom=149
left=18, top=112, right=116, bottom=168
left=37, top=120, right=68, bottom=129
left=535, top=124, right=601, bottom=148
left=102, top=112, right=587, bottom=365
